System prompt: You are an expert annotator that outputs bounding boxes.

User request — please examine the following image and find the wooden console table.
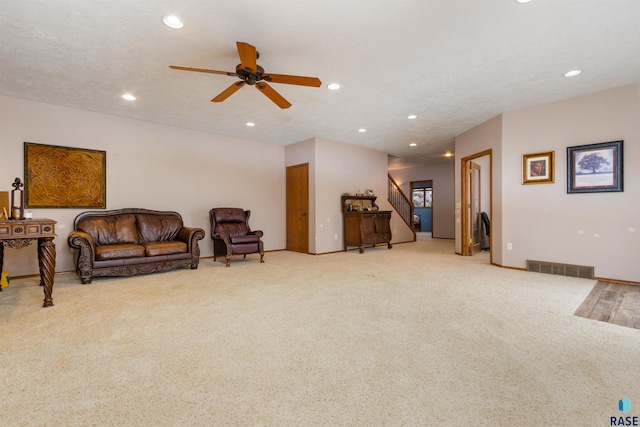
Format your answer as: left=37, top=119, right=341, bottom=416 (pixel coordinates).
left=0, top=218, right=57, bottom=307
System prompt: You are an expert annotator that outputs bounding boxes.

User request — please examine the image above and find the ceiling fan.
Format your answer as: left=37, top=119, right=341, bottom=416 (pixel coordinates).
left=169, top=41, right=322, bottom=109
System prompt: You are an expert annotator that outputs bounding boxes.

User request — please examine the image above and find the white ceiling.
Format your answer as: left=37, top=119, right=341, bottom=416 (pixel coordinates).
left=1, top=1, right=639, bottom=169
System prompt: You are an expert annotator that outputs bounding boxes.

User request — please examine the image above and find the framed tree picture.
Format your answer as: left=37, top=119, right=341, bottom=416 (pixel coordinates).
left=567, top=140, right=623, bottom=194
left=24, top=142, right=107, bottom=208
left=522, top=151, right=554, bottom=184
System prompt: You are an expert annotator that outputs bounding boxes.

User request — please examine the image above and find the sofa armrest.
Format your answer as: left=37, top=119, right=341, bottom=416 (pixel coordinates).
left=67, top=230, right=96, bottom=261
left=68, top=230, right=97, bottom=283
left=176, top=226, right=205, bottom=249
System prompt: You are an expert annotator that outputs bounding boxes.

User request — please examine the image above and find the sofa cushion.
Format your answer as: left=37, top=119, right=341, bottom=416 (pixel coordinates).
left=77, top=214, right=139, bottom=246
left=95, top=244, right=145, bottom=261
left=137, top=214, right=183, bottom=243
left=142, top=241, right=188, bottom=257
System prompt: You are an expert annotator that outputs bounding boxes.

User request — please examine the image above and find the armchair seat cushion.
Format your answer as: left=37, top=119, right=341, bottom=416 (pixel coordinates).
left=230, top=234, right=260, bottom=244
left=142, top=241, right=188, bottom=257
left=96, top=244, right=145, bottom=261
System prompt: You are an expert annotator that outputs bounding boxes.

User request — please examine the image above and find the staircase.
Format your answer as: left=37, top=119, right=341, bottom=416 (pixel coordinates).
left=388, top=173, right=415, bottom=236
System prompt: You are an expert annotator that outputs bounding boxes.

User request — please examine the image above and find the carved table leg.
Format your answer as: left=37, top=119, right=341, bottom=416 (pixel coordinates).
left=38, top=237, right=56, bottom=307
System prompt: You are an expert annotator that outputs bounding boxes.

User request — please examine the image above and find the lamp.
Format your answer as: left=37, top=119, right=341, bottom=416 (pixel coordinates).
left=10, top=177, right=24, bottom=220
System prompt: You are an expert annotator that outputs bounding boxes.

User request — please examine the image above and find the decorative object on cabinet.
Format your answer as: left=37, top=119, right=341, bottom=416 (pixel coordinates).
left=24, top=142, right=106, bottom=208
left=10, top=178, right=25, bottom=220
left=342, top=195, right=392, bottom=254
left=567, top=140, right=623, bottom=193
left=209, top=208, right=264, bottom=267
left=0, top=192, right=8, bottom=220
left=522, top=151, right=554, bottom=185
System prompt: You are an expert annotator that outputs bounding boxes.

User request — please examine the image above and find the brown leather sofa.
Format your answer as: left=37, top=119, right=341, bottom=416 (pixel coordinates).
left=68, top=208, right=205, bottom=284
left=209, top=208, right=264, bottom=267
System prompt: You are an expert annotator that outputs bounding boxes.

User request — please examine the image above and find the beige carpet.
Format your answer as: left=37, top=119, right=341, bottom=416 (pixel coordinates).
left=1, top=237, right=639, bottom=426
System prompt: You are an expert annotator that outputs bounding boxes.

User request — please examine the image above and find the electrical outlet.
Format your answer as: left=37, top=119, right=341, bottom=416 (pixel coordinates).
left=507, top=243, right=513, bottom=250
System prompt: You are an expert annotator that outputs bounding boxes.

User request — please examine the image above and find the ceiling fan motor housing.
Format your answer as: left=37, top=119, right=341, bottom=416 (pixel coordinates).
left=236, top=64, right=265, bottom=85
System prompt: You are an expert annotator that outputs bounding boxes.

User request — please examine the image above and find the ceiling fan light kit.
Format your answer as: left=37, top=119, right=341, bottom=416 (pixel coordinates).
left=170, top=41, right=322, bottom=109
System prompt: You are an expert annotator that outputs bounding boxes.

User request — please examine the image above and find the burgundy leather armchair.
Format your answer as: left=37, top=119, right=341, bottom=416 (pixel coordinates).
left=209, top=208, right=264, bottom=267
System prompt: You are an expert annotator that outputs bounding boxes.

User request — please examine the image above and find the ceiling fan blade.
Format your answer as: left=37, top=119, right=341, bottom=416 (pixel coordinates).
left=255, top=82, right=292, bottom=109
left=263, top=74, right=322, bottom=87
left=236, top=42, right=257, bottom=73
left=169, top=65, right=237, bottom=77
left=211, top=81, right=246, bottom=102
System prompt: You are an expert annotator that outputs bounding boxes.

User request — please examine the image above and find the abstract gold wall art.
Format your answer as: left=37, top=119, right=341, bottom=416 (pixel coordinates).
left=24, top=142, right=106, bottom=208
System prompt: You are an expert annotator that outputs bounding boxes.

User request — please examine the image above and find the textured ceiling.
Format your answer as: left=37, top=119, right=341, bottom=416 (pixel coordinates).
left=1, top=1, right=639, bottom=169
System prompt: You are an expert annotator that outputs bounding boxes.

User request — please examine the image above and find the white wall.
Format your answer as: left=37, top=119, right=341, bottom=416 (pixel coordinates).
left=456, top=84, right=640, bottom=282
left=501, top=84, right=639, bottom=282
left=285, top=137, right=413, bottom=254
left=455, top=115, right=503, bottom=263
left=388, top=161, right=456, bottom=239
left=315, top=137, right=399, bottom=253
left=0, top=95, right=286, bottom=277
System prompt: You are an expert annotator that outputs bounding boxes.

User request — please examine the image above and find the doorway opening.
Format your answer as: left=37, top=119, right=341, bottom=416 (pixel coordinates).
left=411, top=180, right=433, bottom=234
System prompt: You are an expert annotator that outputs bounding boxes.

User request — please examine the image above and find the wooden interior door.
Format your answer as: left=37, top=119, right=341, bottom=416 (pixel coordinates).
left=469, top=161, right=481, bottom=255
left=286, top=163, right=309, bottom=253
left=461, top=149, right=491, bottom=259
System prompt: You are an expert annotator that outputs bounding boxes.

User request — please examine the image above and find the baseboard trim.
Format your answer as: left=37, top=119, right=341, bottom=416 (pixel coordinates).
left=495, top=262, right=638, bottom=286
left=496, top=264, right=526, bottom=271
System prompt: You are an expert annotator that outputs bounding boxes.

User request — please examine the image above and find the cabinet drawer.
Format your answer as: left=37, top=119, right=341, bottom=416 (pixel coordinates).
left=0, top=221, right=56, bottom=238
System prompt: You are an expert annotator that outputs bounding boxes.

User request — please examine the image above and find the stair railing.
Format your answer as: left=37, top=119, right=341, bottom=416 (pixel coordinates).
left=388, top=173, right=415, bottom=232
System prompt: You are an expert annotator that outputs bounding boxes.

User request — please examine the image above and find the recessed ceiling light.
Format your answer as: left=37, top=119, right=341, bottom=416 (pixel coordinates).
left=410, top=143, right=417, bottom=147
left=327, top=83, right=340, bottom=90
left=407, top=115, right=417, bottom=120
left=162, top=15, right=184, bottom=29
left=246, top=122, right=255, bottom=127
left=122, top=94, right=136, bottom=101
left=444, top=151, right=454, bottom=157
left=515, top=0, right=532, bottom=3
left=358, top=128, right=367, bottom=133
left=564, top=69, right=582, bottom=77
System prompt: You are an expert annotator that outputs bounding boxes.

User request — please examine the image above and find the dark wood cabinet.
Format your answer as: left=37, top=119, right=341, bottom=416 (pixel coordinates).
left=341, top=195, right=392, bottom=253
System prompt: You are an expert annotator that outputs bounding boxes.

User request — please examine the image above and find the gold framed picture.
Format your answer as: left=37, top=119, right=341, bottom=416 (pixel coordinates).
left=24, top=142, right=106, bottom=208
left=522, top=151, right=554, bottom=185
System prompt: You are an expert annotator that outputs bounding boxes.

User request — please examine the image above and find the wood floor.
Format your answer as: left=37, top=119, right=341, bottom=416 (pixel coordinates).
left=574, top=281, right=640, bottom=330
